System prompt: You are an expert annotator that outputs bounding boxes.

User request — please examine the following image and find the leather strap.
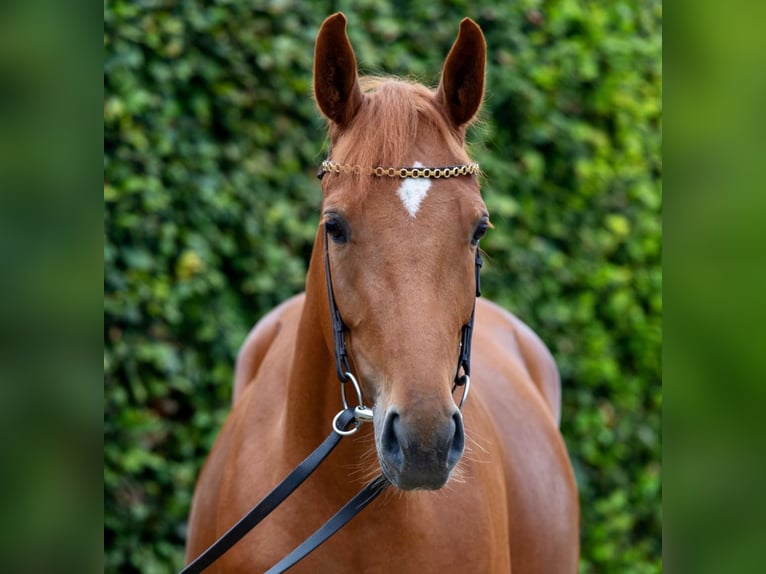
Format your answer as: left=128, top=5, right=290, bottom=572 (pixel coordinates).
left=324, top=226, right=352, bottom=382
left=264, top=475, right=389, bottom=573
left=455, top=248, right=483, bottom=385
left=180, top=409, right=358, bottom=574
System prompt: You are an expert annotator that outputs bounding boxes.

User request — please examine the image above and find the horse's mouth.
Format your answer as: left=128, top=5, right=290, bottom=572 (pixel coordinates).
left=378, top=457, right=453, bottom=491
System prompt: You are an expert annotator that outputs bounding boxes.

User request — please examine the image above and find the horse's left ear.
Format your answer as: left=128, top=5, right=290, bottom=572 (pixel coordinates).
left=437, top=18, right=486, bottom=129
left=314, top=13, right=363, bottom=128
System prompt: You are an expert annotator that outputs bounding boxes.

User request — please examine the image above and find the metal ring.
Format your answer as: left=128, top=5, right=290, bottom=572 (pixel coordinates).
left=455, top=375, right=470, bottom=409
left=340, top=372, right=364, bottom=410
left=333, top=410, right=360, bottom=436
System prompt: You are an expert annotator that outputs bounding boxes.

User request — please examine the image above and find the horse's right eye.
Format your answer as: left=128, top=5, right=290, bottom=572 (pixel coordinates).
left=325, top=216, right=349, bottom=244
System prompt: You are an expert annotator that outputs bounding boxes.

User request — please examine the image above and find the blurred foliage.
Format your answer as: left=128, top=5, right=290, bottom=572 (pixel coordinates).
left=104, top=0, right=661, bottom=572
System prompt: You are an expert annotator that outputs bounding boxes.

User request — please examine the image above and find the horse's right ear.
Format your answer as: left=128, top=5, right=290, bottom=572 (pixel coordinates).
left=313, top=13, right=363, bottom=128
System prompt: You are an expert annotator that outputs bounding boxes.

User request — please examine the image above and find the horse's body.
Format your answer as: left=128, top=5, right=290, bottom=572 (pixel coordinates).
left=186, top=13, right=579, bottom=573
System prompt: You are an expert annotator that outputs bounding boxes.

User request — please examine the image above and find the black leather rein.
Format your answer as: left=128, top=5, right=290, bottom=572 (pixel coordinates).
left=180, top=409, right=386, bottom=574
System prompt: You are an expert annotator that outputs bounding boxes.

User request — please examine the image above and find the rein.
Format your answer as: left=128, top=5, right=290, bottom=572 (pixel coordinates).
left=181, top=161, right=481, bottom=573
left=180, top=409, right=366, bottom=574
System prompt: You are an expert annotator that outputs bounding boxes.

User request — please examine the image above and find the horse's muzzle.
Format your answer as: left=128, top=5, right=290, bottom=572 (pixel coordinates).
left=377, top=407, right=465, bottom=490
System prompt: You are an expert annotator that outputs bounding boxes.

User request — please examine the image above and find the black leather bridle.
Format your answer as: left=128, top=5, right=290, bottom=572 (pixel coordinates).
left=323, top=222, right=482, bottom=411
left=180, top=164, right=483, bottom=574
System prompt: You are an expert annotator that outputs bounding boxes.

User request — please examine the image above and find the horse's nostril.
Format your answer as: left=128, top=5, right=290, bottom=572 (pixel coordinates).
left=381, top=411, right=404, bottom=470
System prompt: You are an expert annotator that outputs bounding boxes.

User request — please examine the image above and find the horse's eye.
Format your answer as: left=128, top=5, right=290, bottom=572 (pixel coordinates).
left=325, top=216, right=349, bottom=244
left=471, top=218, right=490, bottom=246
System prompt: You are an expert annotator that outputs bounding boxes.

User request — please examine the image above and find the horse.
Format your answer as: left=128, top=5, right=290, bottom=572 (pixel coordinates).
left=185, top=12, right=579, bottom=573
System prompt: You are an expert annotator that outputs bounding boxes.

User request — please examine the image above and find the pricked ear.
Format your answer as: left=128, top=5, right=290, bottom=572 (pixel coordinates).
left=313, top=13, right=363, bottom=127
left=437, top=18, right=486, bottom=128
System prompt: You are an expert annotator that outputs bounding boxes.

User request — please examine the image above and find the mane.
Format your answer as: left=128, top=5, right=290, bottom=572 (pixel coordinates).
left=327, top=77, right=472, bottom=172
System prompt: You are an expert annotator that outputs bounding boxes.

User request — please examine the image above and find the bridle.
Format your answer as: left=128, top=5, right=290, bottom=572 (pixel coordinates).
left=181, top=160, right=482, bottom=574
left=320, top=158, right=482, bottom=424
left=323, top=210, right=482, bottom=432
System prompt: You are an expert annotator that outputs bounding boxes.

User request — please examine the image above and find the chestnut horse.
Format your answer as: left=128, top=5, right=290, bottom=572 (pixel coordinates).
left=186, top=13, right=579, bottom=573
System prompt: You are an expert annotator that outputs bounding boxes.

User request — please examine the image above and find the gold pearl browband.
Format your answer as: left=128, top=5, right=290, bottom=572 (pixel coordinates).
left=320, top=160, right=480, bottom=179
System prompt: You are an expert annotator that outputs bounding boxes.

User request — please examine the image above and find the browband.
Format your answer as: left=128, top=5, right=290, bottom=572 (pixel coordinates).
left=318, top=160, right=480, bottom=180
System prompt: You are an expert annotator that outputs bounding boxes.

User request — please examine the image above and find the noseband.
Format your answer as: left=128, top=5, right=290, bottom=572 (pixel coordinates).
left=321, top=160, right=483, bottom=420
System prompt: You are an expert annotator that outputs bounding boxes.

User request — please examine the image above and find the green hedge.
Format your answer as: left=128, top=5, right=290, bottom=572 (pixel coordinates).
left=104, top=1, right=661, bottom=572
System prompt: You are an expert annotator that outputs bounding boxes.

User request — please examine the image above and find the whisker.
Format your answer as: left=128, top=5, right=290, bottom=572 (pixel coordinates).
left=463, top=426, right=493, bottom=459
left=344, top=439, right=382, bottom=486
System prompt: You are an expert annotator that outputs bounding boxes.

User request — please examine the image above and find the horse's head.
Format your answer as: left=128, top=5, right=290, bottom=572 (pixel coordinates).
left=313, top=13, right=487, bottom=491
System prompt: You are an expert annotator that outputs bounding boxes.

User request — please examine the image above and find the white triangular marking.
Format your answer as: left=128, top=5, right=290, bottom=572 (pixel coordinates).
left=396, top=162, right=432, bottom=218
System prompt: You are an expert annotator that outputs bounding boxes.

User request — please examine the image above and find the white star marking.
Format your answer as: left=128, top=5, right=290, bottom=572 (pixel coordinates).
left=396, top=162, right=432, bottom=218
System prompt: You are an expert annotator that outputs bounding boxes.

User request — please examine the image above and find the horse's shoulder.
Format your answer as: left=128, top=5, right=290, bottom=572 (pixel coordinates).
left=232, top=293, right=306, bottom=404
left=476, top=298, right=562, bottom=425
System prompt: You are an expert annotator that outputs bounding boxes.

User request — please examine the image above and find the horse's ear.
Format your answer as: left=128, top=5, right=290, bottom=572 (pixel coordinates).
left=313, top=12, right=363, bottom=127
left=437, top=18, right=486, bottom=128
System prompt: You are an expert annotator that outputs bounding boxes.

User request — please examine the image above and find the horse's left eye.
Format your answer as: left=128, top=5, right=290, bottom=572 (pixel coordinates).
left=471, top=219, right=490, bottom=245
left=325, top=216, right=349, bottom=244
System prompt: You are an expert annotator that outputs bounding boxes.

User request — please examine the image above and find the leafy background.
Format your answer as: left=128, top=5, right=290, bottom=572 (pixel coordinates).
left=104, top=0, right=661, bottom=572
